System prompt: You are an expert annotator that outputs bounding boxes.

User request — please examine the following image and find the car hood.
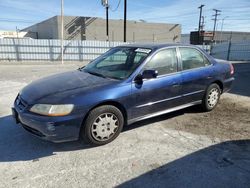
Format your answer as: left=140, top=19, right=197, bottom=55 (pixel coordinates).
left=20, top=70, right=117, bottom=104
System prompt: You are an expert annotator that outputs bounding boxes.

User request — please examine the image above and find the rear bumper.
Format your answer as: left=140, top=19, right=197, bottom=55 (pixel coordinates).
left=12, top=107, right=84, bottom=143
left=223, top=77, right=235, bottom=93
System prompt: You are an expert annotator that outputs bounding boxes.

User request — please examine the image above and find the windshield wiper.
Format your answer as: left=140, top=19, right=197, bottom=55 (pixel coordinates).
left=83, top=69, right=122, bottom=80
left=77, top=66, right=85, bottom=71
left=84, top=70, right=107, bottom=78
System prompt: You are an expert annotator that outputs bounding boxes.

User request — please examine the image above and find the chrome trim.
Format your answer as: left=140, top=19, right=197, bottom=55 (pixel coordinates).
left=136, top=95, right=182, bottom=108
left=135, top=90, right=204, bottom=108
left=182, top=90, right=204, bottom=97
left=128, top=100, right=202, bottom=125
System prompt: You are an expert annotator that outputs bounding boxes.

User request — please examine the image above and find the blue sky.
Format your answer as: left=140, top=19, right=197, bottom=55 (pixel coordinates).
left=0, top=0, right=249, bottom=33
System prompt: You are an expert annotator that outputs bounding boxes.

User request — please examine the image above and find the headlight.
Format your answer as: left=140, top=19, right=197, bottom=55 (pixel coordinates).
left=30, top=104, right=74, bottom=116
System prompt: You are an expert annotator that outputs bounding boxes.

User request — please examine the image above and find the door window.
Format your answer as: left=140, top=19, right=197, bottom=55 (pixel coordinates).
left=179, top=48, right=210, bottom=70
left=143, top=48, right=178, bottom=76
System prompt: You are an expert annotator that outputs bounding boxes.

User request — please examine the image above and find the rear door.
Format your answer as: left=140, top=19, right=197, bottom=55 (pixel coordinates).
left=131, top=48, right=183, bottom=119
left=178, top=47, right=213, bottom=104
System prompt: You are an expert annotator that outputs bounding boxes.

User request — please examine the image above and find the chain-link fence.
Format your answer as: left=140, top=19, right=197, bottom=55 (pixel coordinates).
left=2, top=38, right=249, bottom=62
left=211, top=41, right=250, bottom=61
left=0, top=39, right=128, bottom=62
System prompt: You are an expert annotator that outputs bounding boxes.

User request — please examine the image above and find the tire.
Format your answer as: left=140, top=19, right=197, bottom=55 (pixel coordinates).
left=201, top=83, right=221, bottom=112
left=81, top=105, right=124, bottom=146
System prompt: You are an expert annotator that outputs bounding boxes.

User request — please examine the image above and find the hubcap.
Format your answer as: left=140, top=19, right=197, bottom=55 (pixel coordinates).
left=207, top=88, right=219, bottom=108
left=91, top=113, right=119, bottom=141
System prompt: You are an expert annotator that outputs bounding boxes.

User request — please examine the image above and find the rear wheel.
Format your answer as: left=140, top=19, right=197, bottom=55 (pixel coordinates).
left=81, top=105, right=124, bottom=146
left=202, top=83, right=221, bottom=111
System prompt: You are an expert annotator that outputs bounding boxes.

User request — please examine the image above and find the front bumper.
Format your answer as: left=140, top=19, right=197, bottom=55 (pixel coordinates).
left=12, top=106, right=84, bottom=143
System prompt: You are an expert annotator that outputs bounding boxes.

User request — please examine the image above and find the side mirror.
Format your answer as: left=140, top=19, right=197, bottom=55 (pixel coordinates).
left=142, top=69, right=158, bottom=79
left=134, top=74, right=143, bottom=85
left=134, top=69, right=158, bottom=85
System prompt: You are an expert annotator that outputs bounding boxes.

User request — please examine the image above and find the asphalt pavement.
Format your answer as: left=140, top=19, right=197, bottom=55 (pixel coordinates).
left=0, top=62, right=249, bottom=188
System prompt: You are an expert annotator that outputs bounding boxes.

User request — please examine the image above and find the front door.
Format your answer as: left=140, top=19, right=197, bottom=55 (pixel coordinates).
left=131, top=48, right=183, bottom=119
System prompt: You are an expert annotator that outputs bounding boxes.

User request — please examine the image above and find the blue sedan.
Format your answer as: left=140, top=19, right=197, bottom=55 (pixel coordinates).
left=12, top=44, right=234, bottom=145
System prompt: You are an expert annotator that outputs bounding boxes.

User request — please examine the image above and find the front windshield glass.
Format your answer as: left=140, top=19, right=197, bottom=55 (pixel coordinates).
left=83, top=47, right=151, bottom=80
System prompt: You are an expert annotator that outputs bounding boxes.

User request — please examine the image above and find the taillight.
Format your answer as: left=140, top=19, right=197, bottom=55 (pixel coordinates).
left=230, top=64, right=234, bottom=75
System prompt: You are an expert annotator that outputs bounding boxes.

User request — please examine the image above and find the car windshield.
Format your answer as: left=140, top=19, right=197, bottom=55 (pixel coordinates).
left=82, top=47, right=151, bottom=80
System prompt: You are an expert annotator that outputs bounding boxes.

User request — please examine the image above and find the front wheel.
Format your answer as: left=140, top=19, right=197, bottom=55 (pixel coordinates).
left=201, top=83, right=221, bottom=112
left=81, top=105, right=124, bottom=146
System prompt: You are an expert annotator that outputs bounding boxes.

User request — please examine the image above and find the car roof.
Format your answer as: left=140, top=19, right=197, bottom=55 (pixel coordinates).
left=117, top=43, right=195, bottom=51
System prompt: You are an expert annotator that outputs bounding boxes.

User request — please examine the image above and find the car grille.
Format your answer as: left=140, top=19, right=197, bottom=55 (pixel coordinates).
left=15, top=95, right=28, bottom=111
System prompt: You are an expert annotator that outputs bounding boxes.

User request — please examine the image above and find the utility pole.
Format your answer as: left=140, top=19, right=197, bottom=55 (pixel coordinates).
left=102, top=0, right=109, bottom=41
left=124, top=0, right=127, bottom=42
left=198, top=5, right=205, bottom=32
left=201, top=16, right=205, bottom=31
left=61, top=0, right=64, bottom=64
left=220, top=16, right=229, bottom=43
left=198, top=5, right=205, bottom=44
left=212, top=9, right=221, bottom=43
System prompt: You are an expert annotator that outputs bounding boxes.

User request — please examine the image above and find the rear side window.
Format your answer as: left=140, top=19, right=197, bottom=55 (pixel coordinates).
left=143, top=48, right=178, bottom=76
left=179, top=48, right=210, bottom=70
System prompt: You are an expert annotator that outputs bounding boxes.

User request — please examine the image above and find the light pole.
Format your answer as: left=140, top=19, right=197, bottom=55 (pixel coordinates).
left=220, top=16, right=229, bottom=43
left=124, top=0, right=127, bottom=42
left=61, top=0, right=64, bottom=64
left=101, top=0, right=109, bottom=41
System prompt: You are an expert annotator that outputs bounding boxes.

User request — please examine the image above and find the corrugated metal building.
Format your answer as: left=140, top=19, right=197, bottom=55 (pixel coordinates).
left=22, top=16, right=181, bottom=43
left=184, top=31, right=250, bottom=44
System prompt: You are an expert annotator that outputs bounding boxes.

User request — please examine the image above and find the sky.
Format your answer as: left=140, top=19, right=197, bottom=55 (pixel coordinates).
left=0, top=0, right=249, bottom=34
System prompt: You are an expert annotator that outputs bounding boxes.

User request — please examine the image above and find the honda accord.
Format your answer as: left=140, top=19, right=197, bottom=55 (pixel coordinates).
left=12, top=44, right=234, bottom=145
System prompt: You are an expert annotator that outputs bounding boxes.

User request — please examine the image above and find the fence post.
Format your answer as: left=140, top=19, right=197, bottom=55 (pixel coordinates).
left=78, top=40, right=83, bottom=61
left=13, top=38, right=20, bottom=61
left=48, top=39, right=53, bottom=61
left=227, top=31, right=233, bottom=61
left=227, top=41, right=232, bottom=61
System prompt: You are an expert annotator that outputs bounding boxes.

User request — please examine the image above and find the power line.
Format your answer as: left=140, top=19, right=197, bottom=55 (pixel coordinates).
left=215, top=5, right=250, bottom=10
left=110, top=0, right=121, bottom=12
left=225, top=18, right=250, bottom=21
left=145, top=12, right=197, bottom=20
left=0, top=4, right=58, bottom=15
left=0, top=18, right=36, bottom=23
